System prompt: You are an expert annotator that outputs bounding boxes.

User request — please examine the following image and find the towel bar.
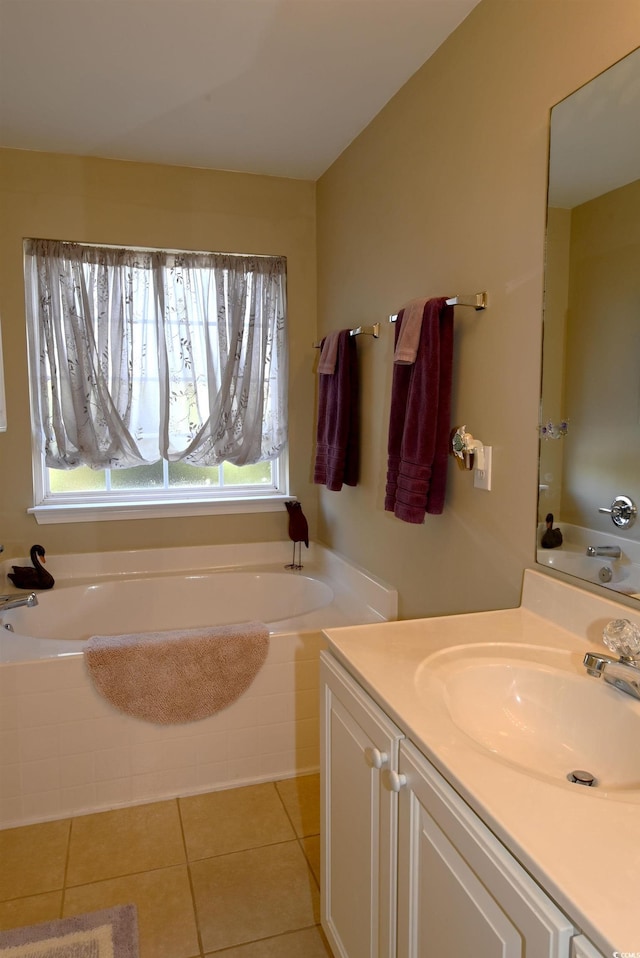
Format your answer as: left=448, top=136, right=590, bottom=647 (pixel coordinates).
left=313, top=322, right=380, bottom=348
left=389, top=292, right=488, bottom=322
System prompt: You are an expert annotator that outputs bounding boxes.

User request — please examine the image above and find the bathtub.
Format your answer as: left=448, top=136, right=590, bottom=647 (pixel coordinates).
left=0, top=542, right=396, bottom=828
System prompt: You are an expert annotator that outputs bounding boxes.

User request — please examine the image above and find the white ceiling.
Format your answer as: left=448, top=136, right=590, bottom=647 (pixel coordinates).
left=0, top=0, right=481, bottom=180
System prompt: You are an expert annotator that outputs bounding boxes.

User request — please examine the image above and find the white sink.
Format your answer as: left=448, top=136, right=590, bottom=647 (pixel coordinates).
left=416, top=643, right=640, bottom=793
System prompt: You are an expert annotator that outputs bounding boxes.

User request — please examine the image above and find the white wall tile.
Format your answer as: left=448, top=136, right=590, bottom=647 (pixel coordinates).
left=21, top=757, right=61, bottom=794
left=0, top=795, right=23, bottom=825
left=60, top=783, right=97, bottom=815
left=225, top=727, right=259, bottom=760
left=193, top=731, right=228, bottom=765
left=130, top=737, right=199, bottom=775
left=21, top=789, right=62, bottom=822
left=93, top=747, right=132, bottom=782
left=196, top=760, right=231, bottom=790
left=96, top=777, right=133, bottom=809
left=0, top=729, right=20, bottom=765
left=0, top=763, right=21, bottom=799
left=19, top=725, right=60, bottom=763
left=58, top=753, right=95, bottom=787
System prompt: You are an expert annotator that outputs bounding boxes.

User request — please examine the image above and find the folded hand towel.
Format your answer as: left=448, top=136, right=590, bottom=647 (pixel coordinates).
left=317, top=330, right=341, bottom=374
left=385, top=298, right=454, bottom=522
left=84, top=621, right=269, bottom=724
left=393, top=298, right=428, bottom=364
left=314, top=329, right=359, bottom=490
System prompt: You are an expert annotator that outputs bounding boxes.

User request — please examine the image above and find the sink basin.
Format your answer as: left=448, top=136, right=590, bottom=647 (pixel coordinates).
left=416, top=643, right=640, bottom=793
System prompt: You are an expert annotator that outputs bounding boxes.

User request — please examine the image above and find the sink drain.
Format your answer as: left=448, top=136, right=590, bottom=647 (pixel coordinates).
left=567, top=769, right=597, bottom=787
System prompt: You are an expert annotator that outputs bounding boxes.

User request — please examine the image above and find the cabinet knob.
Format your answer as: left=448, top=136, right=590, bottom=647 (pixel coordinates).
left=388, top=771, right=407, bottom=792
left=364, top=747, right=389, bottom=769
left=364, top=747, right=389, bottom=768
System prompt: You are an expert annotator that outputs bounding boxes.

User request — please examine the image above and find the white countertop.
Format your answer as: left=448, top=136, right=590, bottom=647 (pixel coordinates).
left=323, top=569, right=640, bottom=955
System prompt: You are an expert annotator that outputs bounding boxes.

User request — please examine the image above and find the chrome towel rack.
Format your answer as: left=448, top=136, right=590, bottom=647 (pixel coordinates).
left=313, top=323, right=380, bottom=348
left=389, top=292, right=487, bottom=322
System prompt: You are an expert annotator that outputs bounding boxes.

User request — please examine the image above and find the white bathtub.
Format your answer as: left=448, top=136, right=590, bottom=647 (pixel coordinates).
left=1, top=572, right=334, bottom=653
left=0, top=542, right=396, bottom=828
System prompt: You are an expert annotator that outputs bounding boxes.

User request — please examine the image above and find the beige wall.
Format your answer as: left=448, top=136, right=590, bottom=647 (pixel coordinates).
left=316, top=0, right=640, bottom=618
left=0, top=151, right=317, bottom=557
left=562, top=178, right=640, bottom=536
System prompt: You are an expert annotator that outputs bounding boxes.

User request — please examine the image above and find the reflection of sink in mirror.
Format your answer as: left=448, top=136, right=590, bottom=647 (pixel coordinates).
left=417, top=643, right=640, bottom=794
left=536, top=522, right=640, bottom=595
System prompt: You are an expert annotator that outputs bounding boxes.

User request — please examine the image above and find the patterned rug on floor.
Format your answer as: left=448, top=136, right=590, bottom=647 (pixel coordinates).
left=0, top=904, right=138, bottom=957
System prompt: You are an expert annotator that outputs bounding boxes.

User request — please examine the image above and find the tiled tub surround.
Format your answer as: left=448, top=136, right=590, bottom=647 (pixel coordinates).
left=0, top=542, right=396, bottom=829
left=323, top=569, right=640, bottom=955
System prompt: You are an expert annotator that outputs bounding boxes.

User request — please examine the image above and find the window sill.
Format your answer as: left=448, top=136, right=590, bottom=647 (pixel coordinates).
left=28, top=494, right=292, bottom=525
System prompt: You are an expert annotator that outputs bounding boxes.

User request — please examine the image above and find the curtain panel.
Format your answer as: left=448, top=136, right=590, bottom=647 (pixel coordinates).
left=24, top=240, right=288, bottom=470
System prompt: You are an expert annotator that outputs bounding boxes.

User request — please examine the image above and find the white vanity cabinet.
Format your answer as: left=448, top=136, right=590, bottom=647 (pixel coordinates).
left=320, top=650, right=403, bottom=958
left=397, top=739, right=574, bottom=957
left=321, top=651, right=578, bottom=958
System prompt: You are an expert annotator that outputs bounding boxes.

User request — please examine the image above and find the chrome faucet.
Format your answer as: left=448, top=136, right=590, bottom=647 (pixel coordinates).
left=0, top=592, right=39, bottom=611
left=583, top=618, right=640, bottom=700
left=586, top=545, right=621, bottom=558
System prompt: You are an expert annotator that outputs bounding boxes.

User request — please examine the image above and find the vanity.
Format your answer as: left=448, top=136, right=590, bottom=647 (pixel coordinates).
left=320, top=569, right=640, bottom=958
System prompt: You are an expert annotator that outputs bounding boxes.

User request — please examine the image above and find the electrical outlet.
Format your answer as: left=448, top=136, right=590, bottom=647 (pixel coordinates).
left=474, top=445, right=492, bottom=491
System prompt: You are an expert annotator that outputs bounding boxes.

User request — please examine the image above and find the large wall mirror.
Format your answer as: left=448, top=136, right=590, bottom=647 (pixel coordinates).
left=538, top=46, right=640, bottom=597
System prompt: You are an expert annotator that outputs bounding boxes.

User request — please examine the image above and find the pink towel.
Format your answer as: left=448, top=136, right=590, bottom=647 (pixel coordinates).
left=317, top=330, right=341, bottom=374
left=385, top=298, right=454, bottom=522
left=393, top=298, right=428, bottom=364
left=314, top=329, right=359, bottom=490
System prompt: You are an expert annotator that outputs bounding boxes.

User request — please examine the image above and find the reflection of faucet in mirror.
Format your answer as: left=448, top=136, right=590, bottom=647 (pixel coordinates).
left=537, top=45, right=640, bottom=599
left=586, top=545, right=621, bottom=558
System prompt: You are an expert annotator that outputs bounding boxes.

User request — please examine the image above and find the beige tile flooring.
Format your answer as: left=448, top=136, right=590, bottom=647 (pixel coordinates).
left=0, top=774, right=334, bottom=957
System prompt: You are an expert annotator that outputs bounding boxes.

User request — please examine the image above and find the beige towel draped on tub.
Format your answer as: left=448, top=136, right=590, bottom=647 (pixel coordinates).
left=84, top=621, right=269, bottom=724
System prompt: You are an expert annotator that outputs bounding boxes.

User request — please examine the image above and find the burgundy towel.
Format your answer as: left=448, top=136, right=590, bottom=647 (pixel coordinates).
left=314, top=329, right=359, bottom=490
left=385, top=298, right=454, bottom=522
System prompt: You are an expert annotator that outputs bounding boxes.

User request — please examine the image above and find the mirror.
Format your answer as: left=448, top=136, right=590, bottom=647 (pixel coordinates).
left=538, top=46, right=640, bottom=597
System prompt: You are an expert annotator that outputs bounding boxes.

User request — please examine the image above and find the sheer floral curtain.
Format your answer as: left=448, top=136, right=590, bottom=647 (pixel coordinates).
left=24, top=240, right=288, bottom=470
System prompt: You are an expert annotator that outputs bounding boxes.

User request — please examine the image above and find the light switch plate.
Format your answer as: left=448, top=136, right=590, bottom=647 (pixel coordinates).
left=474, top=445, right=492, bottom=491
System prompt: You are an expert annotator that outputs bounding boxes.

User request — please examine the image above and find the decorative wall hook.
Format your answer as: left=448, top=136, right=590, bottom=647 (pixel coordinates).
left=452, top=425, right=485, bottom=471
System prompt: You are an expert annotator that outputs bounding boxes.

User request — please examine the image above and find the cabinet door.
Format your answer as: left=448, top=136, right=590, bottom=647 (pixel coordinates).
left=397, top=740, right=575, bottom=958
left=320, top=651, right=403, bottom=958
left=571, top=935, right=607, bottom=958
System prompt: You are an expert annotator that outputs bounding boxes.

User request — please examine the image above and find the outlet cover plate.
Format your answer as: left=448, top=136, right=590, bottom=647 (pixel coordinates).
left=474, top=445, right=492, bottom=491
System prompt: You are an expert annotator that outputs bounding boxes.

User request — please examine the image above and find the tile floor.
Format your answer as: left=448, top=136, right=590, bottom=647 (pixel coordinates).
left=0, top=773, right=334, bottom=957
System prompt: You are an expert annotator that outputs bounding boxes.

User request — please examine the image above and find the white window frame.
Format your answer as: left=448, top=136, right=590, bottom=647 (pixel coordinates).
left=24, top=242, right=290, bottom=525
left=27, top=450, right=290, bottom=524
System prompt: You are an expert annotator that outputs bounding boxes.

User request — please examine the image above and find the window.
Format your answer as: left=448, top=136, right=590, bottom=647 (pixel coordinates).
left=24, top=240, right=289, bottom=523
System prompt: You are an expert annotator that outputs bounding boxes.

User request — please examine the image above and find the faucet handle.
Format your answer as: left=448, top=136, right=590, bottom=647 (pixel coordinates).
left=602, top=618, right=640, bottom=660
